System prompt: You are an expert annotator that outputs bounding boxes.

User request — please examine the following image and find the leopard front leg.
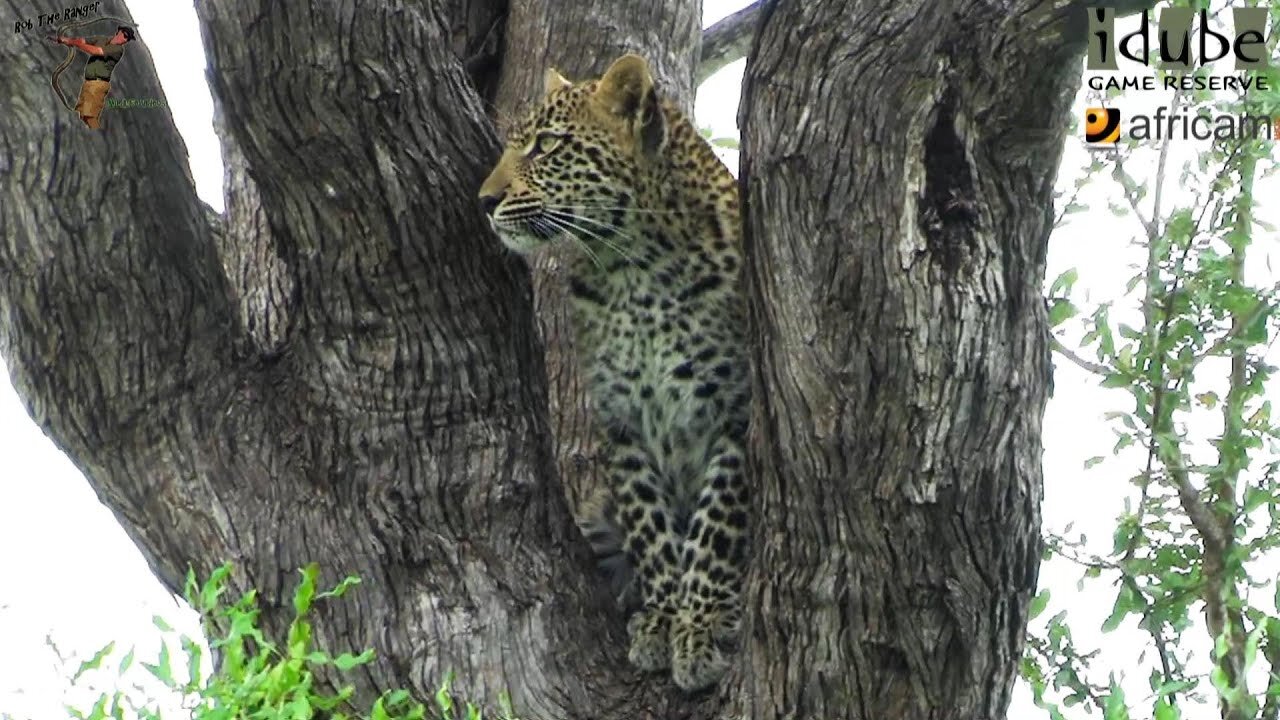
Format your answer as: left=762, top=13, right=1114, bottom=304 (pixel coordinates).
left=670, top=437, right=749, bottom=692
left=607, top=436, right=685, bottom=674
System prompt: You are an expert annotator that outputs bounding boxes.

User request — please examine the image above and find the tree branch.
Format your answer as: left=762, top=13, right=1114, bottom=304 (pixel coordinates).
left=697, top=1, right=761, bottom=85
left=0, top=9, right=240, bottom=593
left=1050, top=336, right=1108, bottom=376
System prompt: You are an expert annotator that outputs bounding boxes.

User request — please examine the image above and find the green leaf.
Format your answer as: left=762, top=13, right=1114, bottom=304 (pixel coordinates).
left=1102, top=584, right=1139, bottom=632
left=1029, top=590, right=1051, bottom=620
left=294, top=563, right=320, bottom=616
left=1210, top=664, right=1230, bottom=694
left=152, top=615, right=173, bottom=632
left=1049, top=299, right=1079, bottom=327
left=142, top=640, right=175, bottom=688
left=1154, top=698, right=1180, bottom=720
left=1245, top=618, right=1267, bottom=671
left=1155, top=679, right=1195, bottom=697
left=288, top=618, right=312, bottom=658
left=199, top=564, right=232, bottom=613
left=1050, top=268, right=1080, bottom=296
left=1084, top=455, right=1106, bottom=469
left=333, top=649, right=375, bottom=671
left=1244, top=485, right=1271, bottom=513
left=183, top=566, right=199, bottom=605
left=1112, top=517, right=1138, bottom=556
left=1102, top=372, right=1132, bottom=389
left=116, top=647, right=134, bottom=675
left=1267, top=617, right=1280, bottom=652
left=85, top=694, right=109, bottom=720
left=317, top=575, right=362, bottom=600
left=181, top=634, right=204, bottom=691
left=72, top=641, right=116, bottom=683
left=436, top=671, right=456, bottom=718
left=1103, top=679, right=1130, bottom=720
left=1242, top=307, right=1270, bottom=344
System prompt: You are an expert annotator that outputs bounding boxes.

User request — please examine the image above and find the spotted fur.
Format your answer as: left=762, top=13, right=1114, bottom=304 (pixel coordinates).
left=478, top=55, right=748, bottom=692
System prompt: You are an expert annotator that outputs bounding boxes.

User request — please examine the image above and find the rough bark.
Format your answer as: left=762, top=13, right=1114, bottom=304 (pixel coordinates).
left=1, top=0, right=1105, bottom=718
left=0, top=0, right=692, bottom=717
left=716, top=1, right=1085, bottom=718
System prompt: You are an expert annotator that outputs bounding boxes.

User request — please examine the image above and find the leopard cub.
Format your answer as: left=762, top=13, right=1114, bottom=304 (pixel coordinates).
left=478, top=54, right=748, bottom=692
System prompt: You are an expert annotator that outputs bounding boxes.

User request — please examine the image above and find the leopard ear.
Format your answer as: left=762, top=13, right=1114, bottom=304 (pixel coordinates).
left=595, top=54, right=666, bottom=154
left=544, top=67, right=572, bottom=96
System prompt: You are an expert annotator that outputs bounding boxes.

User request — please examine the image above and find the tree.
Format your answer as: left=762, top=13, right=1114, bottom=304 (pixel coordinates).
left=1024, top=7, right=1280, bottom=717
left=0, top=0, right=1121, bottom=717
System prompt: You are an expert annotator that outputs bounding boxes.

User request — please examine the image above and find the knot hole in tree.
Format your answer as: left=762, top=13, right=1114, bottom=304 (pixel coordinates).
left=919, top=88, right=981, bottom=279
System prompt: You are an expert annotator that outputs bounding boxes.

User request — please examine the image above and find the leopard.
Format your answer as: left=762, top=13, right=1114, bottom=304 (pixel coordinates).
left=477, top=54, right=749, bottom=692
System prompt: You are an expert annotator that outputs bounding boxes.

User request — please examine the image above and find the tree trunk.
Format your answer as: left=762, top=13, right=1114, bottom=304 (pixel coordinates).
left=0, top=0, right=1094, bottom=717
left=717, top=1, right=1084, bottom=718
left=1, top=1, right=695, bottom=716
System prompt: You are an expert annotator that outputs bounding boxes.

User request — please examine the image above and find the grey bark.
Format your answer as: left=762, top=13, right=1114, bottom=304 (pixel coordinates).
left=1, top=0, right=1104, bottom=717
left=0, top=0, right=694, bottom=717
left=711, top=1, right=1088, bottom=718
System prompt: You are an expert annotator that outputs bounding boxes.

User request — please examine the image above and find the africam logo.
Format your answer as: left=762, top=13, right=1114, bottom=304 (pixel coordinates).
left=1084, top=106, right=1279, bottom=148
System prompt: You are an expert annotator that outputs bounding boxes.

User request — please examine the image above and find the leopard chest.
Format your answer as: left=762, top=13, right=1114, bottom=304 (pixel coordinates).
left=574, top=273, right=744, bottom=493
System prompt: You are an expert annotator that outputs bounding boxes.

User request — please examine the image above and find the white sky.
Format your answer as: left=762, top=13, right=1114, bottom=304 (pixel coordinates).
left=0, top=1, right=1276, bottom=718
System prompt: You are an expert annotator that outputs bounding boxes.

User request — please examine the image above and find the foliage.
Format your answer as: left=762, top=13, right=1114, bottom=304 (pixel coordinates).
left=43, top=564, right=518, bottom=720
left=1023, top=2, right=1280, bottom=719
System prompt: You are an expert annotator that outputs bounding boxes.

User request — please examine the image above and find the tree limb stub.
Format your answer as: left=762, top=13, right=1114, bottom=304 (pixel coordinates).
left=697, top=1, right=762, bottom=86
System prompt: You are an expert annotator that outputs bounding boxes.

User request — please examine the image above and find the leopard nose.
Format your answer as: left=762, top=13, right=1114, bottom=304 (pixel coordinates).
left=479, top=191, right=505, bottom=216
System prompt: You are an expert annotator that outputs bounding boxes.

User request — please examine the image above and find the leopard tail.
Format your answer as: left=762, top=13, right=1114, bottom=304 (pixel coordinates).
left=576, top=489, right=639, bottom=612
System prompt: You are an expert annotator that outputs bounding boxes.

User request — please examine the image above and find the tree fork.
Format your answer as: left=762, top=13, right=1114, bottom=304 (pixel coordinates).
left=1, top=0, right=1120, bottom=718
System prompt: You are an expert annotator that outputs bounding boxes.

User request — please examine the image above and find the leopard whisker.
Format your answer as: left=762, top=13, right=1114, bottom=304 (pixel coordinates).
left=536, top=214, right=606, bottom=271
left=542, top=209, right=641, bottom=266
left=543, top=212, right=638, bottom=267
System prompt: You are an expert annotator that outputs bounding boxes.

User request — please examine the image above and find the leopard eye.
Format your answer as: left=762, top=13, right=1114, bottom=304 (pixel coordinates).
left=526, top=132, right=565, bottom=159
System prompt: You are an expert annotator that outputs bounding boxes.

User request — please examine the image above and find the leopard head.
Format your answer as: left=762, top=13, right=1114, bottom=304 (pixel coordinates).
left=477, top=54, right=668, bottom=254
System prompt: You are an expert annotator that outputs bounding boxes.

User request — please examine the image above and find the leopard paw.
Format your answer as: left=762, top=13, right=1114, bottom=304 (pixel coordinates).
left=670, top=616, right=730, bottom=692
left=626, top=608, right=671, bottom=672
left=711, top=606, right=742, bottom=649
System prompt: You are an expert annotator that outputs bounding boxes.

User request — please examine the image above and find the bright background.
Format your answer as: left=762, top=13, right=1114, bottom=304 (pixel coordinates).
left=0, top=1, right=1275, bottom=718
